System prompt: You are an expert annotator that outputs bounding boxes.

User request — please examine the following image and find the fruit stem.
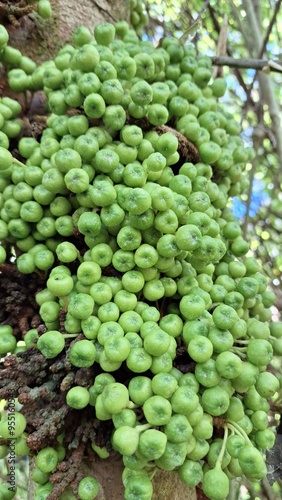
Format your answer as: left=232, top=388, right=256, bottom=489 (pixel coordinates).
left=215, top=424, right=229, bottom=470
left=128, top=401, right=139, bottom=409
left=77, top=253, right=83, bottom=263
left=231, top=346, right=248, bottom=352
left=227, top=420, right=252, bottom=445
left=230, top=347, right=247, bottom=358
left=145, top=462, right=157, bottom=468
left=62, top=296, right=68, bottom=309
left=12, top=157, right=26, bottom=168
left=136, top=423, right=151, bottom=433
left=148, top=467, right=158, bottom=480
left=270, top=335, right=278, bottom=341
left=62, top=334, right=78, bottom=338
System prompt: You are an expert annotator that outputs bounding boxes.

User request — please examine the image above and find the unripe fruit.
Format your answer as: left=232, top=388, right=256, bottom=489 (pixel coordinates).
left=0, top=18, right=276, bottom=500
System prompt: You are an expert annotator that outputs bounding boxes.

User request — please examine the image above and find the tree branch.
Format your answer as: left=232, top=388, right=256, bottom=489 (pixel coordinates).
left=247, top=0, right=282, bottom=93
left=258, top=0, right=282, bottom=58
left=208, top=3, right=252, bottom=101
left=241, top=0, right=282, bottom=183
left=241, top=0, right=263, bottom=56
left=228, top=0, right=252, bottom=46
left=211, top=56, right=282, bottom=73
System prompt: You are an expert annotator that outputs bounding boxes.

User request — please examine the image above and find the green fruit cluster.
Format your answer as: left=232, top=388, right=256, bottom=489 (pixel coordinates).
left=0, top=19, right=281, bottom=500
left=0, top=28, right=23, bottom=146
left=130, top=0, right=149, bottom=36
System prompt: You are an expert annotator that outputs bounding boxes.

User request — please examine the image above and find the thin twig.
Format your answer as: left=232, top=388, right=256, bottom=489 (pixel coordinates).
left=208, top=4, right=252, bottom=101
left=258, top=0, right=282, bottom=58
left=229, top=0, right=251, bottom=46
left=179, top=0, right=210, bottom=43
left=197, top=0, right=211, bottom=17
left=248, top=0, right=282, bottom=93
left=213, top=14, right=228, bottom=78
left=237, top=0, right=282, bottom=179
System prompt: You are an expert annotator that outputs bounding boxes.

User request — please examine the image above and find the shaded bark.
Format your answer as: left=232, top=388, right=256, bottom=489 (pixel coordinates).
left=6, top=0, right=130, bottom=61
left=81, top=455, right=197, bottom=500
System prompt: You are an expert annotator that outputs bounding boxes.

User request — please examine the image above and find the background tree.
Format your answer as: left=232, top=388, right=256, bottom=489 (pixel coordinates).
left=1, top=0, right=129, bottom=59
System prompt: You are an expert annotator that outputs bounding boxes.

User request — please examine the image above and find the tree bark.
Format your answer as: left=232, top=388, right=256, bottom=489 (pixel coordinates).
left=6, top=0, right=130, bottom=61
left=83, top=455, right=197, bottom=500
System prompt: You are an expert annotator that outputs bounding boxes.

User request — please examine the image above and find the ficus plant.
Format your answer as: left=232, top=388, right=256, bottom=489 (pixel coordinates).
left=0, top=9, right=281, bottom=500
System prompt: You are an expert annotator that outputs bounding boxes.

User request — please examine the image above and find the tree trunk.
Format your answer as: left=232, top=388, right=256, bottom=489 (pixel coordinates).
left=83, top=455, right=197, bottom=500
left=7, top=0, right=130, bottom=61
left=2, top=3, right=198, bottom=499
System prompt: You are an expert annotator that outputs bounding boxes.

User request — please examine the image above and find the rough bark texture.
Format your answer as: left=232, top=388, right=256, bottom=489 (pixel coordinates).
left=7, top=0, right=130, bottom=61
left=82, top=455, right=197, bottom=500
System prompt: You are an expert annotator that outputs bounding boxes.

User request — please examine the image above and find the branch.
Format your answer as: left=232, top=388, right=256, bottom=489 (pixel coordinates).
left=179, top=0, right=210, bottom=43
left=228, top=0, right=251, bottom=46
left=247, top=0, right=282, bottom=93
left=212, top=14, right=228, bottom=78
left=208, top=4, right=252, bottom=100
left=211, top=56, right=282, bottom=73
left=241, top=0, right=262, bottom=57
left=241, top=0, right=282, bottom=183
left=258, top=0, right=282, bottom=58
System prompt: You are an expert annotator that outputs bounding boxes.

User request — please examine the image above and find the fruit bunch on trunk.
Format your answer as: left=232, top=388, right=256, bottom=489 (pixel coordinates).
left=0, top=19, right=280, bottom=500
